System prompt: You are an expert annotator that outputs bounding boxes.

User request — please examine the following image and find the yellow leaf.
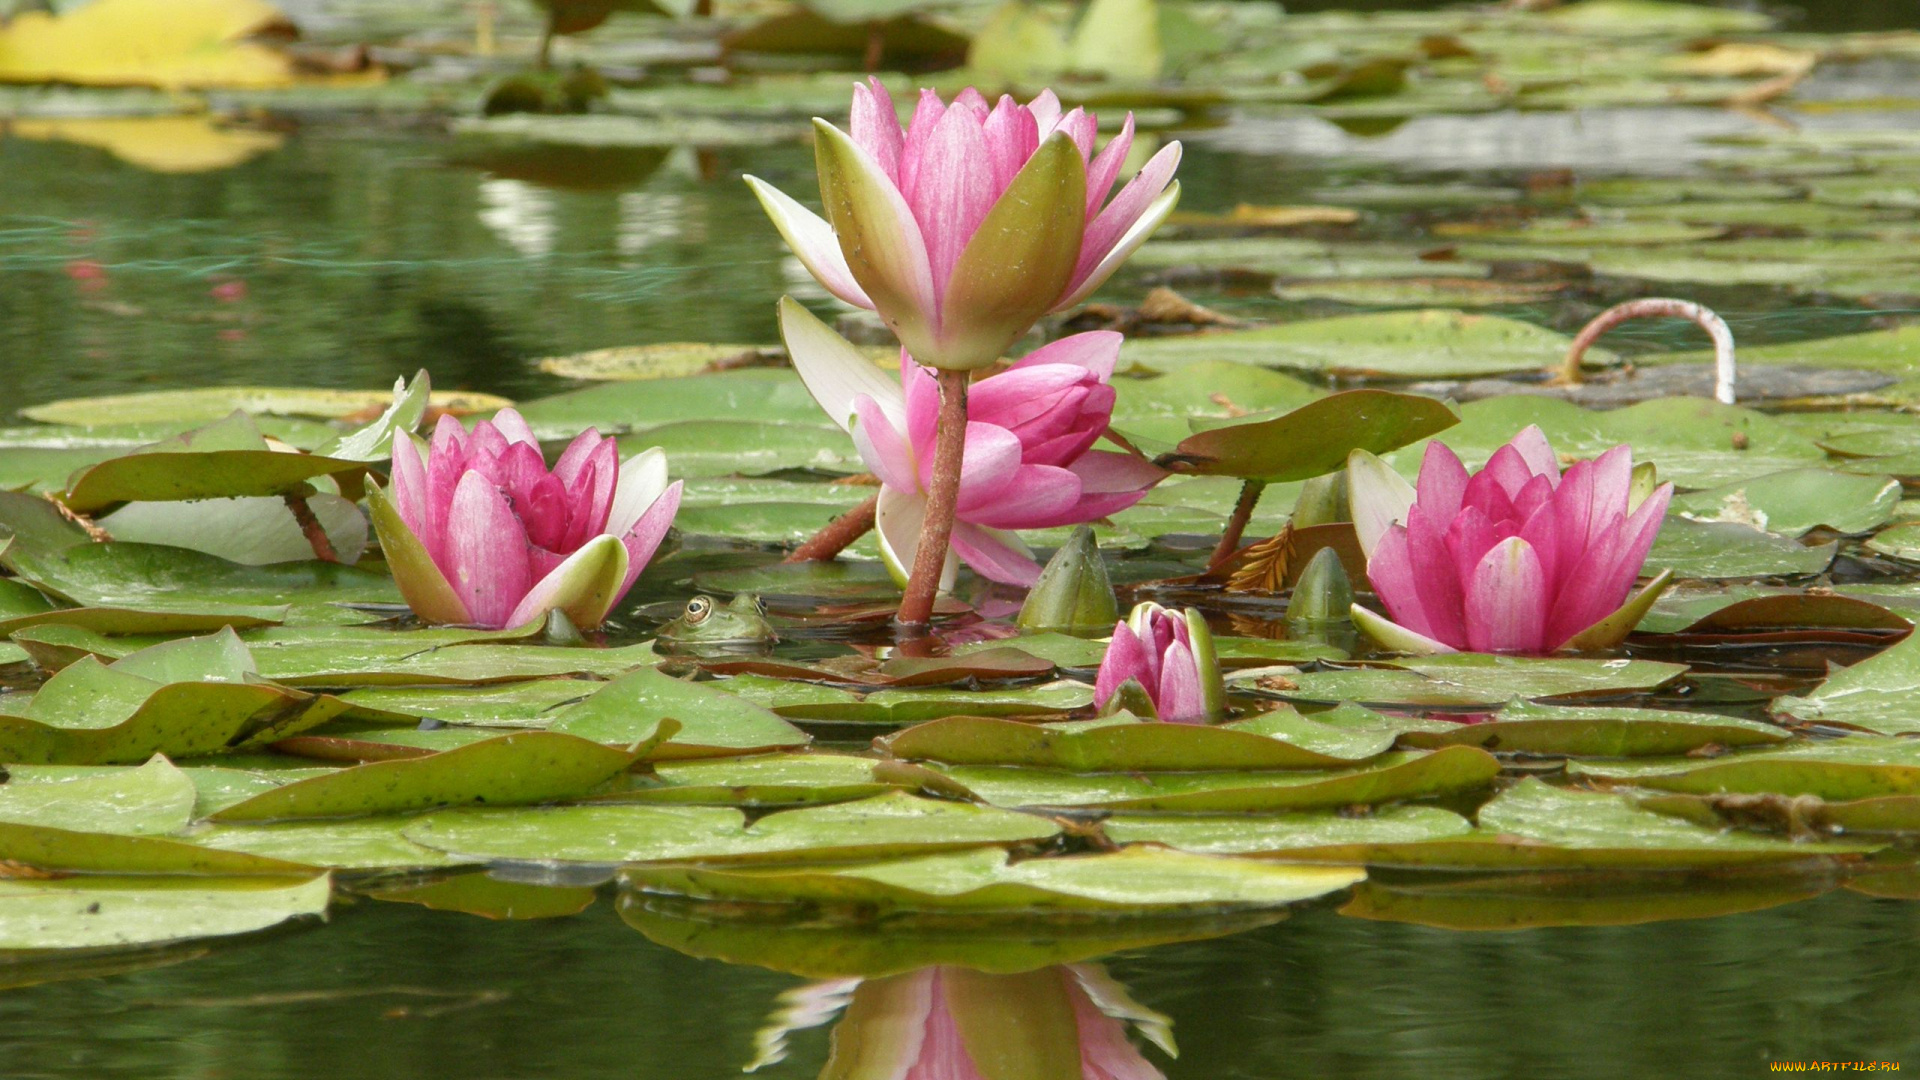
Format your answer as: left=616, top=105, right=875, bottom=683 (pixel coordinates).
left=9, top=115, right=284, bottom=173
left=0, top=0, right=295, bottom=90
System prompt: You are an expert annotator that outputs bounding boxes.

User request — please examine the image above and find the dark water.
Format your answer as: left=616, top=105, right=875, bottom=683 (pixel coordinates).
left=3, top=881, right=1917, bottom=1078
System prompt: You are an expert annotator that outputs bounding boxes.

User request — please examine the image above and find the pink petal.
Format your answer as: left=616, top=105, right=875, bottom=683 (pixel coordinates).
left=1094, top=621, right=1150, bottom=710
left=1367, top=526, right=1435, bottom=640
left=1508, top=424, right=1561, bottom=480
left=615, top=479, right=682, bottom=597
left=1404, top=505, right=1470, bottom=647
left=1482, top=443, right=1542, bottom=502
left=489, top=408, right=539, bottom=447
left=424, top=414, right=470, bottom=562
left=898, top=89, right=946, bottom=209
left=952, top=87, right=991, bottom=119
left=1544, top=517, right=1627, bottom=648
left=389, top=435, right=430, bottom=550
left=444, top=471, right=534, bottom=629
left=853, top=394, right=921, bottom=493
left=950, top=522, right=1043, bottom=586
left=1156, top=640, right=1206, bottom=723
left=1414, top=441, right=1470, bottom=523
left=910, top=103, right=996, bottom=304
left=1443, top=505, right=1508, bottom=587
left=850, top=77, right=903, bottom=182
left=909, top=972, right=988, bottom=1080
left=957, top=464, right=1082, bottom=530
left=1009, top=330, right=1122, bottom=380
left=1071, top=450, right=1165, bottom=494
left=981, top=94, right=1039, bottom=193
left=1027, top=89, right=1063, bottom=137
left=944, top=421, right=1024, bottom=506
left=1464, top=536, right=1549, bottom=653
left=561, top=437, right=620, bottom=551
left=1085, top=114, right=1136, bottom=214
left=1052, top=107, right=1097, bottom=161
left=745, top=177, right=876, bottom=310
left=1510, top=472, right=1555, bottom=524
left=967, top=364, right=1090, bottom=431
left=1072, top=141, right=1180, bottom=288
left=1516, top=496, right=1562, bottom=593
left=1070, top=973, right=1167, bottom=1080
left=903, top=357, right=941, bottom=458
left=551, top=429, right=605, bottom=486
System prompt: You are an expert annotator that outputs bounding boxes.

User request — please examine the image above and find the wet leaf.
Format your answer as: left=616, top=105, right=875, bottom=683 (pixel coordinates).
left=514, top=370, right=825, bottom=441
left=1102, top=804, right=1472, bottom=855
left=1120, top=310, right=1602, bottom=380
left=21, top=386, right=510, bottom=427
left=58, top=413, right=369, bottom=512
left=922, top=746, right=1500, bottom=812
left=187, top=817, right=471, bottom=870
left=1670, top=469, right=1901, bottom=537
left=1572, top=737, right=1920, bottom=800
left=537, top=343, right=774, bottom=381
left=336, top=680, right=603, bottom=728
left=1159, top=390, right=1458, bottom=482
left=0, top=821, right=312, bottom=876
left=763, top=680, right=1095, bottom=725
left=1646, top=519, right=1836, bottom=580
left=623, top=847, right=1363, bottom=913
left=547, top=667, right=810, bottom=759
left=877, top=709, right=1395, bottom=771
left=1264, top=655, right=1687, bottom=708
left=616, top=752, right=894, bottom=807
left=1340, top=873, right=1829, bottom=930
left=363, top=873, right=597, bottom=920
left=0, top=758, right=196, bottom=835
left=0, top=874, right=330, bottom=950
left=1772, top=630, right=1920, bottom=734
left=1394, top=701, right=1789, bottom=757
left=100, top=493, right=369, bottom=567
left=208, top=732, right=654, bottom=822
left=403, top=792, right=1059, bottom=865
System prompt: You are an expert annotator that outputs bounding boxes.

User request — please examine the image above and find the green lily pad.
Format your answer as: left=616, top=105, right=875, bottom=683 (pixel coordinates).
left=766, top=680, right=1096, bottom=726
left=1867, top=521, right=1920, bottom=561
left=98, top=493, right=369, bottom=567
left=1637, top=587, right=1914, bottom=636
left=336, top=680, right=603, bottom=728
left=1120, top=310, right=1600, bottom=380
left=1339, top=872, right=1831, bottom=930
left=1272, top=277, right=1569, bottom=307
left=0, top=757, right=196, bottom=835
left=1159, top=389, right=1458, bottom=483
left=923, top=746, right=1500, bottom=812
left=1542, top=0, right=1771, bottom=34
left=187, top=817, right=473, bottom=871
left=877, top=710, right=1395, bottom=772
left=1394, top=701, right=1790, bottom=756
left=1646, top=518, right=1836, bottom=580
left=1771, top=631, right=1920, bottom=734
left=615, top=752, right=895, bottom=807
left=404, top=792, right=1059, bottom=865
left=0, top=822, right=314, bottom=877
left=362, top=872, right=597, bottom=920
left=58, top=413, right=369, bottom=513
left=1670, top=469, right=1901, bottom=537
left=0, top=874, right=331, bottom=949
left=207, top=731, right=656, bottom=823
left=622, top=846, right=1365, bottom=913
left=1110, top=360, right=1323, bottom=446
left=1103, top=804, right=1473, bottom=855
left=513, top=369, right=826, bottom=441
left=1267, top=655, right=1688, bottom=708
left=1571, top=737, right=1920, bottom=800
left=21, top=386, right=510, bottom=427
left=536, top=343, right=775, bottom=382
left=547, top=667, right=810, bottom=759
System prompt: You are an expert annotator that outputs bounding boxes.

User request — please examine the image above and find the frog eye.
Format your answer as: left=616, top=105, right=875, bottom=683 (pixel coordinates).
left=752, top=596, right=768, bottom=617
left=684, top=596, right=712, bottom=624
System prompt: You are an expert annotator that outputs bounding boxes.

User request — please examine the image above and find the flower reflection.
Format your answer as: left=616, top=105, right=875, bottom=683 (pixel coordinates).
left=750, top=964, right=1173, bottom=1078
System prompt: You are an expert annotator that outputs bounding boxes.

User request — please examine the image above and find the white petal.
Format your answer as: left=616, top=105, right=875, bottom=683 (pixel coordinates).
left=875, top=485, right=956, bottom=592
left=1346, top=448, right=1417, bottom=560
left=778, top=296, right=907, bottom=433
left=607, top=446, right=670, bottom=536
left=744, top=175, right=874, bottom=310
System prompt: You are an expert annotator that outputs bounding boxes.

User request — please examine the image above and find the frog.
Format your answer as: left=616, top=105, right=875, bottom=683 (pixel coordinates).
left=655, top=594, right=777, bottom=653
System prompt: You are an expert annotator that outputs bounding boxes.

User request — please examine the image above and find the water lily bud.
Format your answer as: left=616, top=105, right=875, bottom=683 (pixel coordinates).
left=1291, top=472, right=1349, bottom=530
left=1093, top=601, right=1225, bottom=723
left=1286, top=547, right=1352, bottom=623
left=1629, top=460, right=1660, bottom=513
left=1018, top=526, right=1119, bottom=634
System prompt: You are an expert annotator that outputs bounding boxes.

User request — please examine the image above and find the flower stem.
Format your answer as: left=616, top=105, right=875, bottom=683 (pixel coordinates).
left=283, top=491, right=339, bottom=563
left=1208, top=479, right=1267, bottom=569
left=785, top=494, right=879, bottom=563
left=1560, top=298, right=1737, bottom=404
left=898, top=368, right=968, bottom=628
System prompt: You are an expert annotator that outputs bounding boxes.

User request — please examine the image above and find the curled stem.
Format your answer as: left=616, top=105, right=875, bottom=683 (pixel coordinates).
left=1560, top=298, right=1737, bottom=405
left=898, top=369, right=968, bottom=628
left=786, top=494, right=879, bottom=563
left=283, top=491, right=339, bottom=563
left=1208, top=479, right=1267, bottom=570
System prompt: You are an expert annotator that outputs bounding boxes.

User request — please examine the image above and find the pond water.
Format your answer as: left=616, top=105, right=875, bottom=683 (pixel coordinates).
left=5, top=0, right=1920, bottom=1075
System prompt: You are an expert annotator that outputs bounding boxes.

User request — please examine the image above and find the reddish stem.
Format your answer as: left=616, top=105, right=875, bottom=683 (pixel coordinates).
left=1208, top=479, right=1267, bottom=570
left=1561, top=298, right=1737, bottom=404
left=284, top=492, right=339, bottom=563
left=898, top=368, right=968, bottom=628
left=786, top=493, right=879, bottom=563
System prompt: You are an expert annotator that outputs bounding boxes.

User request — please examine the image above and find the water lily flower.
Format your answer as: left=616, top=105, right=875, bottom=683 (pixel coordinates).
left=1094, top=601, right=1224, bottom=724
left=780, top=299, right=1164, bottom=588
left=748, top=80, right=1182, bottom=372
left=368, top=409, right=682, bottom=630
left=757, top=965, right=1170, bottom=1079
left=1345, top=425, right=1674, bottom=655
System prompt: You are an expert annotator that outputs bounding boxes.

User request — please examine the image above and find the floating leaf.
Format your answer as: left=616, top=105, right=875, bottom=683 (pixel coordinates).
left=21, top=386, right=511, bottom=428
left=1159, top=390, right=1458, bottom=482
left=187, top=817, right=472, bottom=870
left=208, top=732, right=655, bottom=822
left=0, top=874, right=330, bottom=950
left=100, top=493, right=369, bottom=567
left=0, top=758, right=197, bottom=835
left=58, top=413, right=369, bottom=512
left=336, top=680, right=602, bottom=728
left=363, top=873, right=597, bottom=921
left=547, top=667, right=809, bottom=759
left=0, top=822, right=312, bottom=876
left=0, top=0, right=296, bottom=90
left=1394, top=701, right=1789, bottom=757
left=877, top=710, right=1395, bottom=772
left=922, top=746, right=1500, bottom=812
left=624, top=847, right=1363, bottom=914
left=617, top=752, right=895, bottom=807
left=1772, top=631, right=1920, bottom=734
left=763, top=680, right=1095, bottom=726
left=1120, top=310, right=1604, bottom=380
left=1670, top=469, right=1901, bottom=537
left=1264, top=655, right=1688, bottom=708
left=1572, top=737, right=1920, bottom=801
left=1103, top=805, right=1473, bottom=855
left=1646, top=519, right=1837, bottom=580
left=1340, top=873, right=1829, bottom=930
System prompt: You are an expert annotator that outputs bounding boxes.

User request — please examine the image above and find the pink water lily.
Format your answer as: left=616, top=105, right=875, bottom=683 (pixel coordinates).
left=368, top=409, right=682, bottom=630
left=748, top=80, right=1182, bottom=372
left=780, top=299, right=1163, bottom=588
left=1094, top=601, right=1224, bottom=724
left=1345, top=425, right=1674, bottom=655
left=757, top=965, right=1169, bottom=1080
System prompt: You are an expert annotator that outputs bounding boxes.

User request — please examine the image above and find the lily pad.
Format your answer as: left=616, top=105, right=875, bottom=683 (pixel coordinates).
left=1571, top=737, right=1920, bottom=800
left=1671, top=470, right=1901, bottom=538
left=207, top=731, right=655, bottom=823
left=336, top=680, right=603, bottom=728
left=0, top=757, right=197, bottom=835
left=58, top=412, right=369, bottom=512
left=187, top=817, right=473, bottom=871
left=1772, top=631, right=1920, bottom=734
left=547, top=667, right=810, bottom=759
left=1158, top=389, right=1458, bottom=483
left=21, top=387, right=510, bottom=427
left=0, top=822, right=314, bottom=877
left=1339, top=873, right=1830, bottom=930
left=402, top=792, right=1060, bottom=865
left=1266, top=655, right=1688, bottom=709
left=615, top=752, right=895, bottom=807
left=1646, top=519, right=1836, bottom=580
left=0, top=874, right=331, bottom=950
left=766, top=681, right=1097, bottom=726
left=1103, top=804, right=1473, bottom=854
left=1394, top=701, right=1789, bottom=757
left=622, top=846, right=1365, bottom=914
left=876, top=710, right=1395, bottom=772
left=362, top=873, right=597, bottom=921
left=922, top=746, right=1500, bottom=812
